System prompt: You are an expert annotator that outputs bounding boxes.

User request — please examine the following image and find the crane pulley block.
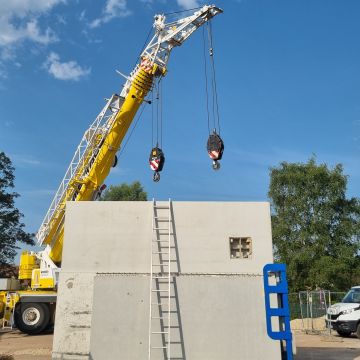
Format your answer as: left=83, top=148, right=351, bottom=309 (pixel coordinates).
left=207, top=131, right=224, bottom=170
left=207, top=131, right=224, bottom=161
left=149, top=147, right=165, bottom=182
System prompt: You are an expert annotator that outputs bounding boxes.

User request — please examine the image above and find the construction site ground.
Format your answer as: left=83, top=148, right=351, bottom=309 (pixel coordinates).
left=1, top=330, right=360, bottom=359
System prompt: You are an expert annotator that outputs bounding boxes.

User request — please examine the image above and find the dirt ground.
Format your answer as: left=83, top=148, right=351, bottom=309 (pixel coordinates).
left=0, top=330, right=52, bottom=360
left=1, top=329, right=360, bottom=359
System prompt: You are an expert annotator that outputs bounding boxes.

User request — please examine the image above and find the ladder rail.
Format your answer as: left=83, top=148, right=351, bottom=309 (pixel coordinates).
left=149, top=198, right=172, bottom=360
left=148, top=199, right=155, bottom=360
left=167, top=199, right=171, bottom=359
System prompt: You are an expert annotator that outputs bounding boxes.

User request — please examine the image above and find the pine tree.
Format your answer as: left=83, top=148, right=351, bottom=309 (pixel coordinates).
left=0, top=152, right=34, bottom=268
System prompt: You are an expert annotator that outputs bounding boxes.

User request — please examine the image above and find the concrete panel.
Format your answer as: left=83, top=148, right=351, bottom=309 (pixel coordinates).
left=171, top=202, right=273, bottom=274
left=61, top=201, right=272, bottom=274
left=52, top=272, right=94, bottom=360
left=89, top=275, right=281, bottom=360
left=53, top=201, right=277, bottom=359
left=61, top=201, right=152, bottom=273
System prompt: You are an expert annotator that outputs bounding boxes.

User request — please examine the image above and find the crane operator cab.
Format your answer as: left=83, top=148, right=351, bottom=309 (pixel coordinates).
left=149, top=146, right=165, bottom=182
left=207, top=130, right=224, bottom=170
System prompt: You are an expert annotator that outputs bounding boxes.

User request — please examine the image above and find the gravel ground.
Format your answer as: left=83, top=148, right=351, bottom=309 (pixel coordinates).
left=1, top=329, right=360, bottom=359
left=0, top=330, right=52, bottom=360
left=295, top=331, right=360, bottom=360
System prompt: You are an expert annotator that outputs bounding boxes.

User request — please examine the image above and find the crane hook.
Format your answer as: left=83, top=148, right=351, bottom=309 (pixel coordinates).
left=153, top=172, right=161, bottom=182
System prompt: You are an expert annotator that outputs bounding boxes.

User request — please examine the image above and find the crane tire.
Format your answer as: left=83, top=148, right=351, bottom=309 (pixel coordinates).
left=14, top=302, right=50, bottom=335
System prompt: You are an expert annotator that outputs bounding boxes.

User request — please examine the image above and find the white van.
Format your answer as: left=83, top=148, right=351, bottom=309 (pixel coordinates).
left=326, top=286, right=360, bottom=337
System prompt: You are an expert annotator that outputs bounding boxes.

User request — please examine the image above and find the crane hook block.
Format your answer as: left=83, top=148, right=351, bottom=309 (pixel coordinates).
left=207, top=131, right=224, bottom=170
left=149, top=147, right=165, bottom=182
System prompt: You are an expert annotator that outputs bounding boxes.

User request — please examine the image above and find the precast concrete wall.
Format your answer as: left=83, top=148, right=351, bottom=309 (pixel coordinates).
left=52, top=201, right=281, bottom=360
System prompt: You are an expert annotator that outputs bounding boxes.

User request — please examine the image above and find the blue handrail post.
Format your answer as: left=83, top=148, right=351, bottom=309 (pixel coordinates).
left=263, top=263, right=293, bottom=360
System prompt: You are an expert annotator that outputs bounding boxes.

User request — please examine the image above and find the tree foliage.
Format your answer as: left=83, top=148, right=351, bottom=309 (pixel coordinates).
left=269, top=158, right=360, bottom=292
left=100, top=181, right=147, bottom=201
left=0, top=152, right=34, bottom=267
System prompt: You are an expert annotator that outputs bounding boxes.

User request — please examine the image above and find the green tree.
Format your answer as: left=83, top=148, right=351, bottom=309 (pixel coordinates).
left=100, top=181, right=147, bottom=201
left=0, top=152, right=34, bottom=267
left=269, top=158, right=360, bottom=292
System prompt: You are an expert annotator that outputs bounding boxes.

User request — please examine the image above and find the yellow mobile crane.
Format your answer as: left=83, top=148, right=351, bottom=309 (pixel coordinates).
left=0, top=5, right=222, bottom=334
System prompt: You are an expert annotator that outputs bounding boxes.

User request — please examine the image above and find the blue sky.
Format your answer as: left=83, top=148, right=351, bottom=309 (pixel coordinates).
left=0, top=0, right=359, bottom=254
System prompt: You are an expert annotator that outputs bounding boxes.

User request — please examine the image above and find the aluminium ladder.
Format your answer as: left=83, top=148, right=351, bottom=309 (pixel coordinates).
left=148, top=199, right=173, bottom=360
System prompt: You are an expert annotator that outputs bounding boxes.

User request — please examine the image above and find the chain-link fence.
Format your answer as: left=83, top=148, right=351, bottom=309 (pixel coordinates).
left=289, top=290, right=346, bottom=333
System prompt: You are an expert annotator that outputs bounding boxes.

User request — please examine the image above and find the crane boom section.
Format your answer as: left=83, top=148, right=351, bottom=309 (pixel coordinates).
left=45, top=68, right=154, bottom=263
left=34, top=4, right=222, bottom=266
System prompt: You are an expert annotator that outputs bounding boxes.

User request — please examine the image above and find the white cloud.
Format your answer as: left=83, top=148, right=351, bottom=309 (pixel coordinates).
left=21, top=189, right=56, bottom=197
left=89, top=0, right=132, bottom=28
left=0, top=1, right=62, bottom=47
left=11, top=154, right=41, bottom=167
left=5, top=121, right=14, bottom=127
left=177, top=0, right=200, bottom=9
left=0, top=66, right=7, bottom=79
left=43, top=52, right=91, bottom=81
left=0, top=1, right=64, bottom=17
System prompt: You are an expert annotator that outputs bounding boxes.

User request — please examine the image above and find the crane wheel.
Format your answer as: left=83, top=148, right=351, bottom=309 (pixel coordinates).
left=14, top=302, right=50, bottom=335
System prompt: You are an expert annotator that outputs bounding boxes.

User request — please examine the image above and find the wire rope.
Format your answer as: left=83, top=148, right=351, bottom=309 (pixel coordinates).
left=202, top=26, right=211, bottom=135
left=156, top=80, right=160, bottom=146
left=118, top=103, right=147, bottom=157
left=133, top=25, right=153, bottom=69
left=160, top=78, right=163, bottom=147
left=208, top=21, right=221, bottom=135
left=164, top=6, right=202, bottom=16
left=151, top=86, right=154, bottom=146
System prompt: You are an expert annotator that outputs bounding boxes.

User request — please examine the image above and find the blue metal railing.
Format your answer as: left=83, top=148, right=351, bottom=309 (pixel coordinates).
left=263, top=263, right=293, bottom=360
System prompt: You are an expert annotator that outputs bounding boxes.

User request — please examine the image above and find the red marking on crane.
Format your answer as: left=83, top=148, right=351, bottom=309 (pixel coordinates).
left=209, top=151, right=219, bottom=159
left=150, top=159, right=160, bottom=171
left=141, top=58, right=152, bottom=73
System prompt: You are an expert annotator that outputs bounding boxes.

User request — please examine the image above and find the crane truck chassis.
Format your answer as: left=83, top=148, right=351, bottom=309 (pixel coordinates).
left=0, top=5, right=223, bottom=334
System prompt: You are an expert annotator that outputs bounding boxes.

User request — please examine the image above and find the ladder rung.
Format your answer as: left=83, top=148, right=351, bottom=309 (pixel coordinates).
left=152, top=289, right=169, bottom=292
left=151, top=316, right=168, bottom=319
left=153, top=228, right=170, bottom=230
left=154, top=206, right=169, bottom=209
left=152, top=251, right=169, bottom=254
left=154, top=217, right=172, bottom=221
left=153, top=240, right=171, bottom=243
left=152, top=346, right=168, bottom=349
left=151, top=303, right=169, bottom=306
left=153, top=276, right=170, bottom=279
left=152, top=331, right=169, bottom=334
left=152, top=264, right=170, bottom=266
